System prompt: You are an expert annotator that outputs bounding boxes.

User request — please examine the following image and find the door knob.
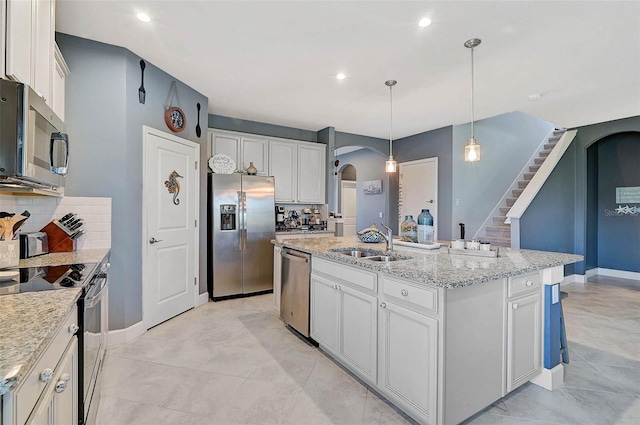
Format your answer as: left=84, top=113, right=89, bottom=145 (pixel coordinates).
left=149, top=237, right=163, bottom=244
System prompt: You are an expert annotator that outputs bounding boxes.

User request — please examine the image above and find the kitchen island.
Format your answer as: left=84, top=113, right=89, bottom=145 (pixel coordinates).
left=273, top=236, right=582, bottom=425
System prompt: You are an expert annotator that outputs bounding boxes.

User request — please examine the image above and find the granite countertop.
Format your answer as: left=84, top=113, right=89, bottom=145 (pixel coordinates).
left=0, top=288, right=81, bottom=395
left=273, top=236, right=583, bottom=289
left=0, top=248, right=110, bottom=395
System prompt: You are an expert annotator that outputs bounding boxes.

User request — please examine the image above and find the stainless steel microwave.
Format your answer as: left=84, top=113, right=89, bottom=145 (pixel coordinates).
left=0, top=79, right=69, bottom=196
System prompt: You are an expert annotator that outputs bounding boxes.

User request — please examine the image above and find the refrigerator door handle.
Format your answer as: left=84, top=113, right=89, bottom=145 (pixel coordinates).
left=242, top=191, right=248, bottom=250
left=237, top=191, right=243, bottom=250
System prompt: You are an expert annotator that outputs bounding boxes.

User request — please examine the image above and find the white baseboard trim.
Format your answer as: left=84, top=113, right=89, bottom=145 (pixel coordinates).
left=530, top=364, right=564, bottom=391
left=595, top=268, right=640, bottom=280
left=197, top=292, right=209, bottom=307
left=107, top=321, right=146, bottom=348
left=585, top=268, right=599, bottom=278
left=562, top=274, right=586, bottom=285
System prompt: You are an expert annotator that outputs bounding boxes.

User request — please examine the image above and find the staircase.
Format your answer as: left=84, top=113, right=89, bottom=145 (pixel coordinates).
left=483, top=129, right=567, bottom=247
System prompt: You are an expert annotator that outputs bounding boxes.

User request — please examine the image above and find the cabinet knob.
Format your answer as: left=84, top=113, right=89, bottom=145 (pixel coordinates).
left=401, top=289, right=409, bottom=297
left=512, top=303, right=519, bottom=310
left=69, top=324, right=79, bottom=334
left=40, top=368, right=53, bottom=383
left=525, top=280, right=533, bottom=287
left=380, top=302, right=386, bottom=309
left=55, top=373, right=70, bottom=393
left=337, top=285, right=342, bottom=291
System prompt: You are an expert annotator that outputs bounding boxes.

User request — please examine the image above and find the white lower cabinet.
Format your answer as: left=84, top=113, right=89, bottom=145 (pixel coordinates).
left=378, top=300, right=438, bottom=425
left=310, top=274, right=339, bottom=353
left=310, top=272, right=377, bottom=385
left=27, top=338, right=78, bottom=425
left=506, top=292, right=541, bottom=392
left=273, top=245, right=282, bottom=312
left=3, top=306, right=78, bottom=425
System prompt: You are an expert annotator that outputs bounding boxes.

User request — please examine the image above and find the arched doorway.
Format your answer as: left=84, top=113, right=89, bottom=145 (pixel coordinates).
left=339, top=164, right=357, bottom=236
left=586, top=131, right=640, bottom=273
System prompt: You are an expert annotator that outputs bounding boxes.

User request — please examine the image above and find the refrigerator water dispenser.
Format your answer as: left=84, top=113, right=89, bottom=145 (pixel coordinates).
left=220, top=205, right=236, bottom=230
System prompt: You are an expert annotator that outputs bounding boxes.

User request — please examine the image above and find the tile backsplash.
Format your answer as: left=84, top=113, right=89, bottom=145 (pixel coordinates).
left=0, top=195, right=111, bottom=250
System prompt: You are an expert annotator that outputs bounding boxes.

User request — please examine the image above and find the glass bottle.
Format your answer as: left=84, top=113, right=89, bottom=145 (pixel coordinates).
left=417, top=209, right=434, bottom=244
left=246, top=161, right=258, bottom=175
left=400, top=215, right=418, bottom=243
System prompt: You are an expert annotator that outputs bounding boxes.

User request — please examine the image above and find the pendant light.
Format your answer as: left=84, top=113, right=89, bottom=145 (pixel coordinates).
left=385, top=80, right=397, bottom=173
left=464, top=38, right=481, bottom=162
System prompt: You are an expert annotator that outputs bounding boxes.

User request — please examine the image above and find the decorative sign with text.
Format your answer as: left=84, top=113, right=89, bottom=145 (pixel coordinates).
left=616, top=186, right=640, bottom=204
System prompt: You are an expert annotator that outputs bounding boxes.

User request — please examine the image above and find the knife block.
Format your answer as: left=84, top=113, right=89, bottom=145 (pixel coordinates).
left=41, top=221, right=76, bottom=253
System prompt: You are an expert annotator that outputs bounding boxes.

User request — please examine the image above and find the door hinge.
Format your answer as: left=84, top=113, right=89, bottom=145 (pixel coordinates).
left=194, top=277, right=197, bottom=286
left=195, top=219, right=197, bottom=227
left=195, top=161, right=198, bottom=170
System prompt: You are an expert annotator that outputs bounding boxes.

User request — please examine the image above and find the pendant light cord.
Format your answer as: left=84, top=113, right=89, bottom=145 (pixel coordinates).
left=470, top=46, right=475, bottom=140
left=389, top=84, right=393, bottom=156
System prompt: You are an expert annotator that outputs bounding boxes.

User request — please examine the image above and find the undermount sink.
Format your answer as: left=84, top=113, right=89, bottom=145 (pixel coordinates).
left=330, top=248, right=407, bottom=262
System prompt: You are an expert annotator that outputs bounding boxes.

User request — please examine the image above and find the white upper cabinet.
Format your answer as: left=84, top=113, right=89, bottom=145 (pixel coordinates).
left=5, top=0, right=34, bottom=85
left=209, top=131, right=241, bottom=171
left=209, top=129, right=326, bottom=204
left=296, top=143, right=325, bottom=204
left=269, top=140, right=297, bottom=202
left=4, top=0, right=65, bottom=115
left=208, top=130, right=269, bottom=175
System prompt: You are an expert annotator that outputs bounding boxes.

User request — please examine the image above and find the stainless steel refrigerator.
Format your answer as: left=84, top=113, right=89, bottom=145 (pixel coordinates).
left=207, top=173, right=275, bottom=300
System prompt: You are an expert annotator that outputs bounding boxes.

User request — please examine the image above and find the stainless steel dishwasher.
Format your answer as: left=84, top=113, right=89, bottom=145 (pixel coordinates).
left=280, top=248, right=311, bottom=337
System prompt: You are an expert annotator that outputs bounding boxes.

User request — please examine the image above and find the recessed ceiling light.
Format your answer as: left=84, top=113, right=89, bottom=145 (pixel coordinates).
left=336, top=73, right=346, bottom=80
left=418, top=18, right=432, bottom=28
left=136, top=12, right=151, bottom=23
left=528, top=93, right=542, bottom=101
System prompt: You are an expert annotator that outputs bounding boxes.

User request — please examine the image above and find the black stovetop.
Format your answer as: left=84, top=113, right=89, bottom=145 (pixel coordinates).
left=0, top=262, right=98, bottom=296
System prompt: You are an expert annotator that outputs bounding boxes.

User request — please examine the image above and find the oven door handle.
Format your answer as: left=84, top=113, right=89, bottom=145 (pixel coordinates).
left=86, top=280, right=108, bottom=308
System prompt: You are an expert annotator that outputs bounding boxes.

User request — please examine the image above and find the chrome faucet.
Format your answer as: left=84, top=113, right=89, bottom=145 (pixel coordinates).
left=380, top=223, right=393, bottom=251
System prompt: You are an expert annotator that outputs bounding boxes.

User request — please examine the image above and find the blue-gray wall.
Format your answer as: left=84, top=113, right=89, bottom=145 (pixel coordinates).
left=520, top=144, right=577, bottom=275
left=596, top=132, right=640, bottom=272
left=391, top=126, right=453, bottom=241
left=336, top=148, right=389, bottom=231
left=521, top=115, right=640, bottom=275
left=452, top=111, right=554, bottom=239
left=209, top=115, right=317, bottom=143
left=58, top=34, right=209, bottom=330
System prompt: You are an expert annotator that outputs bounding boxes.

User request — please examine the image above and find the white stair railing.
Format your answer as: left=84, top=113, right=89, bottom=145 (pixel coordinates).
left=506, top=130, right=577, bottom=247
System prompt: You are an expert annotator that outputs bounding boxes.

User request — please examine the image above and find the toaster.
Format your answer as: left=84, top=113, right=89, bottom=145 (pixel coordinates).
left=19, top=232, right=49, bottom=259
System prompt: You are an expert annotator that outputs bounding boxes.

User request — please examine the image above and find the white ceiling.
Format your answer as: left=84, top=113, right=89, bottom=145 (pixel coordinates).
left=56, top=0, right=640, bottom=140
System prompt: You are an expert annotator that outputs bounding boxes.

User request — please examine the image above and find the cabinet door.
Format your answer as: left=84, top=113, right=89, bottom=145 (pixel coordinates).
left=32, top=0, right=53, bottom=104
left=5, top=0, right=33, bottom=84
left=273, top=246, right=282, bottom=312
left=27, top=338, right=78, bottom=425
left=51, top=44, right=69, bottom=121
left=297, top=143, right=326, bottom=203
left=269, top=141, right=297, bottom=203
left=507, top=293, right=541, bottom=392
left=338, top=284, right=377, bottom=384
left=310, top=274, right=338, bottom=353
left=241, top=137, right=269, bottom=175
left=210, top=132, right=241, bottom=172
left=379, top=300, right=438, bottom=425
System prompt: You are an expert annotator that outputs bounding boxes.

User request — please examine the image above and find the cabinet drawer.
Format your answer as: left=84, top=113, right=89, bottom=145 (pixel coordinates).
left=382, top=277, right=438, bottom=314
left=312, top=258, right=377, bottom=292
left=508, top=273, right=541, bottom=298
left=15, top=306, right=78, bottom=425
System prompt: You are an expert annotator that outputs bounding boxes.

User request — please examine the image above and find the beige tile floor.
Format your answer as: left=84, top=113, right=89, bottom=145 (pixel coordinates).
left=97, top=275, right=640, bottom=425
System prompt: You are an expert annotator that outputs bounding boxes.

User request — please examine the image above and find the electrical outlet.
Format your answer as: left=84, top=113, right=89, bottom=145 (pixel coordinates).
left=379, top=212, right=383, bottom=218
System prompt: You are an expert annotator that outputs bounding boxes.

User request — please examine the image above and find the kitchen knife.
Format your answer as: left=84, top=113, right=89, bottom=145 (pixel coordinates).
left=58, top=213, right=74, bottom=223
left=70, top=229, right=85, bottom=239
left=65, top=217, right=81, bottom=228
left=69, top=221, right=84, bottom=231
left=61, top=214, right=77, bottom=226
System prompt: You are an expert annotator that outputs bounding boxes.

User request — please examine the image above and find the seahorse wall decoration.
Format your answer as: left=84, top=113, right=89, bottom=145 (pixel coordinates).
left=164, top=170, right=183, bottom=205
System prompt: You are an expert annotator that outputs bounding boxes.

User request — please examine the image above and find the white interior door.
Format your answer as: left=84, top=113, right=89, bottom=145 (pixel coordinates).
left=143, top=126, right=199, bottom=329
left=341, top=180, right=357, bottom=236
left=399, top=158, right=438, bottom=241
